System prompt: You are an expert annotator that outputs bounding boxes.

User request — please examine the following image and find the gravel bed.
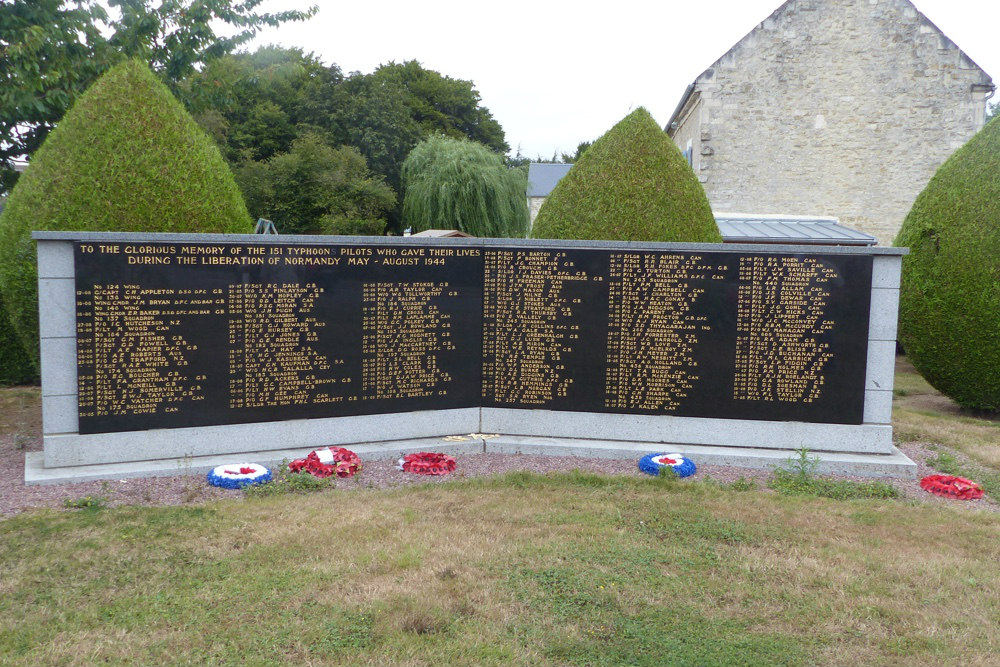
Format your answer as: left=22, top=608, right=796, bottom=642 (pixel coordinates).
left=3, top=426, right=997, bottom=519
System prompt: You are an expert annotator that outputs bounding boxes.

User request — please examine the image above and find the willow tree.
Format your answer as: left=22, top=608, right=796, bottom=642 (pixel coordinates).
left=401, top=135, right=528, bottom=237
left=531, top=107, right=720, bottom=242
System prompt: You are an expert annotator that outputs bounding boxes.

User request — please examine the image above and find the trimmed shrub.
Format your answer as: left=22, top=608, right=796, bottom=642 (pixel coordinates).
left=531, top=108, right=721, bottom=243
left=402, top=135, right=528, bottom=238
left=895, top=116, right=1000, bottom=412
left=0, top=293, right=35, bottom=385
left=0, top=59, right=252, bottom=372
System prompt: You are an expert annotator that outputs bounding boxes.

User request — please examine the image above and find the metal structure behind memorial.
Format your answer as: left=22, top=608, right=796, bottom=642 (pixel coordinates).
left=31, top=232, right=913, bottom=481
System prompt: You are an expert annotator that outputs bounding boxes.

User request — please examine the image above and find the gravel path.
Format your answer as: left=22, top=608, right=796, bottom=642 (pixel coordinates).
left=2, top=425, right=996, bottom=518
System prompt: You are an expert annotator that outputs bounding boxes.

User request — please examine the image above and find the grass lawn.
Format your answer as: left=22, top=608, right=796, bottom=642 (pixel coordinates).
left=1, top=359, right=998, bottom=666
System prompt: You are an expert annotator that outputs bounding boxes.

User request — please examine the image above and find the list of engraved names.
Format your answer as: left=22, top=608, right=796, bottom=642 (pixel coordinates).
left=74, top=242, right=872, bottom=432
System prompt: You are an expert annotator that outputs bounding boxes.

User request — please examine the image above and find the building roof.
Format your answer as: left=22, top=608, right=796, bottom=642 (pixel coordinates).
left=715, top=213, right=877, bottom=245
left=664, top=0, right=994, bottom=133
left=523, top=161, right=878, bottom=245
left=527, top=163, right=574, bottom=197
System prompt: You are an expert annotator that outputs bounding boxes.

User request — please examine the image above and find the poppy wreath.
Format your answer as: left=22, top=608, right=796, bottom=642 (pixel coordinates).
left=289, top=447, right=362, bottom=478
left=207, top=463, right=272, bottom=489
left=919, top=474, right=984, bottom=500
left=398, top=452, right=456, bottom=475
left=638, top=453, right=697, bottom=478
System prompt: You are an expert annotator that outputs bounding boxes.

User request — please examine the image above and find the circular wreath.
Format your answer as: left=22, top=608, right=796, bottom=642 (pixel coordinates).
left=207, top=463, right=272, bottom=489
left=289, top=447, right=362, bottom=478
left=398, top=452, right=456, bottom=475
left=638, top=453, right=697, bottom=478
left=920, top=474, right=984, bottom=500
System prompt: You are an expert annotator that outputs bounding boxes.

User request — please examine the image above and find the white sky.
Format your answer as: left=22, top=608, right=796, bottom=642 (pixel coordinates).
left=247, top=0, right=998, bottom=159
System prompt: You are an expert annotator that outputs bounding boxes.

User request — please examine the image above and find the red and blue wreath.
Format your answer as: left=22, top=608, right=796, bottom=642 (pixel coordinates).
left=207, top=463, right=272, bottom=489
left=289, top=447, right=362, bottom=478
left=920, top=474, right=984, bottom=500
left=398, top=452, right=456, bottom=475
left=639, top=453, right=697, bottom=478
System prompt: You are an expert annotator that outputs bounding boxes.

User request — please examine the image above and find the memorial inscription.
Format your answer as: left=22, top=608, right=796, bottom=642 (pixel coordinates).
left=74, top=241, right=872, bottom=434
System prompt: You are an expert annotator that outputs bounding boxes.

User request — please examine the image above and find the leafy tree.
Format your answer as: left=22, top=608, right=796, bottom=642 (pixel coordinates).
left=532, top=141, right=594, bottom=164
left=330, top=73, right=423, bottom=200
left=0, top=0, right=315, bottom=194
left=988, top=101, right=999, bottom=123
left=562, top=141, right=592, bottom=163
left=370, top=61, right=508, bottom=154
left=402, top=135, right=528, bottom=238
left=236, top=133, right=396, bottom=236
left=182, top=49, right=511, bottom=234
left=0, top=60, right=252, bottom=371
left=531, top=108, right=721, bottom=243
left=0, top=0, right=110, bottom=193
left=894, top=115, right=1000, bottom=412
left=185, top=47, right=343, bottom=162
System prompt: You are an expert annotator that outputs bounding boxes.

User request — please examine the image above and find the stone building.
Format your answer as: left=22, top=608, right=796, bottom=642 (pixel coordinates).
left=526, top=162, right=573, bottom=230
left=666, top=0, right=994, bottom=245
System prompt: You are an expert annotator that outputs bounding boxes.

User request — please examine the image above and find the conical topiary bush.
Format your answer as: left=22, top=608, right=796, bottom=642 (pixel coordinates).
left=0, top=59, right=253, bottom=372
left=530, top=107, right=721, bottom=243
left=894, top=116, right=1000, bottom=412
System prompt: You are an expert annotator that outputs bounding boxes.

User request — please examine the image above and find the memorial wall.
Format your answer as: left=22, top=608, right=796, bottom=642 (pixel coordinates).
left=71, top=239, right=872, bottom=435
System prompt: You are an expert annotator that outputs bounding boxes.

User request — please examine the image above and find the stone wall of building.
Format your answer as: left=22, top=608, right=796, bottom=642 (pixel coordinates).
left=669, top=0, right=993, bottom=245
left=528, top=196, right=545, bottom=229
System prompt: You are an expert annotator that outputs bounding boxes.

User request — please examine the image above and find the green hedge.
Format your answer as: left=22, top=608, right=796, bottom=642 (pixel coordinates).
left=531, top=108, right=721, bottom=243
left=895, top=116, right=1000, bottom=412
left=0, top=293, right=36, bottom=385
left=0, top=60, right=252, bottom=372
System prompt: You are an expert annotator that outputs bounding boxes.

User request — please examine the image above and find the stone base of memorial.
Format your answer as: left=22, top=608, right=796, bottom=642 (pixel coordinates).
left=28, top=232, right=913, bottom=484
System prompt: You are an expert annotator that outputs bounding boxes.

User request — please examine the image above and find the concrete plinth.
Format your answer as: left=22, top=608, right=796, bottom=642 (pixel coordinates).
left=25, top=434, right=915, bottom=485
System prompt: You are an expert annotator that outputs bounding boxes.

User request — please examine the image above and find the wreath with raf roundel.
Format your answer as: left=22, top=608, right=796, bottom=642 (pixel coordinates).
left=920, top=474, right=984, bottom=500
left=207, top=463, right=272, bottom=489
left=638, top=453, right=697, bottom=478
left=289, top=447, right=362, bottom=478
left=398, top=452, right=456, bottom=475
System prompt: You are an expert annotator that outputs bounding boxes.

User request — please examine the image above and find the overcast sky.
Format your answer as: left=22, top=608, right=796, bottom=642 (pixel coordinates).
left=246, top=0, right=998, bottom=159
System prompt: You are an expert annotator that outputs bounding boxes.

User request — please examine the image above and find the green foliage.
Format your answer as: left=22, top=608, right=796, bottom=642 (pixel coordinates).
left=185, top=51, right=508, bottom=234
left=326, top=218, right=387, bottom=236
left=62, top=494, right=107, bottom=511
left=531, top=108, right=721, bottom=243
left=402, top=135, right=528, bottom=237
left=331, top=73, right=423, bottom=204
left=370, top=61, right=508, bottom=153
left=728, top=477, right=757, bottom=492
left=235, top=133, right=395, bottom=235
left=0, top=0, right=109, bottom=193
left=242, top=465, right=336, bottom=497
left=0, top=292, right=35, bottom=386
left=768, top=447, right=900, bottom=500
left=528, top=140, right=593, bottom=165
left=894, top=116, right=1000, bottom=412
left=185, top=47, right=344, bottom=162
left=0, top=60, right=252, bottom=370
left=0, top=0, right=316, bottom=194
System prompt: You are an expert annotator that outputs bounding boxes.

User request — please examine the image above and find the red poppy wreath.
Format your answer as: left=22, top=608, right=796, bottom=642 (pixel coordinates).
left=919, top=474, right=984, bottom=500
left=397, top=452, right=456, bottom=475
left=289, top=447, right=362, bottom=478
